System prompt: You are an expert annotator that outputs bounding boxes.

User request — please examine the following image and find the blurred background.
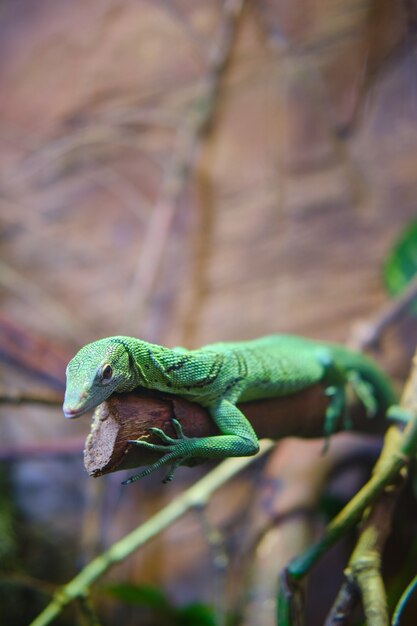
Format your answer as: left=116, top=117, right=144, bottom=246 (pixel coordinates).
left=1, top=1, right=417, bottom=624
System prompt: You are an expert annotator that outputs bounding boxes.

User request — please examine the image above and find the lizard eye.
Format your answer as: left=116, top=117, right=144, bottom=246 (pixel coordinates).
left=101, top=364, right=113, bottom=383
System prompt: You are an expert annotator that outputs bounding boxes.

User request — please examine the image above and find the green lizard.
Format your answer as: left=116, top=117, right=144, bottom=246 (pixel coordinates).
left=63, top=335, right=397, bottom=484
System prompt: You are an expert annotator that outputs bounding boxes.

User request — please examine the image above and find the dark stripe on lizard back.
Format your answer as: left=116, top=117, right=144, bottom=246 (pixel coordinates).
left=236, top=350, right=248, bottom=379
left=165, top=355, right=191, bottom=373
left=114, top=337, right=139, bottom=373
left=183, top=353, right=225, bottom=389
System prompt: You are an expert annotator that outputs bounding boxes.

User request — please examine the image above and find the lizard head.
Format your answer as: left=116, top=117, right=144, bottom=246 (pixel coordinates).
left=63, top=337, right=135, bottom=418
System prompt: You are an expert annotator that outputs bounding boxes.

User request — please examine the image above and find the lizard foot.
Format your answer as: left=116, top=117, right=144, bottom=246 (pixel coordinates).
left=123, top=419, right=193, bottom=484
left=147, top=418, right=188, bottom=444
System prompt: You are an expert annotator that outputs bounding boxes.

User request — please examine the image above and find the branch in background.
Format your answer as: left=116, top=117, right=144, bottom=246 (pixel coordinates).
left=0, top=438, right=85, bottom=462
left=157, top=0, right=212, bottom=58
left=87, top=165, right=152, bottom=224
left=83, top=383, right=391, bottom=477
left=349, top=272, right=417, bottom=351
left=0, top=387, right=62, bottom=406
left=0, top=313, right=69, bottom=391
left=123, top=0, right=246, bottom=337
left=9, top=124, right=156, bottom=186
left=324, top=580, right=360, bottom=626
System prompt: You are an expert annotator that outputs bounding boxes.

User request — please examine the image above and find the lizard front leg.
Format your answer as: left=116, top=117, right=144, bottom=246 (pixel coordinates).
left=124, top=399, right=259, bottom=484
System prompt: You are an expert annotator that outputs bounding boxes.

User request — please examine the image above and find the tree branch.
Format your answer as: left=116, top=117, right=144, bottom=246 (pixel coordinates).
left=349, top=272, right=417, bottom=350
left=83, top=383, right=391, bottom=477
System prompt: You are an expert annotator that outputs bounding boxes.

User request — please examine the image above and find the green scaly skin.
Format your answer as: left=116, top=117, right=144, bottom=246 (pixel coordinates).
left=63, top=335, right=397, bottom=484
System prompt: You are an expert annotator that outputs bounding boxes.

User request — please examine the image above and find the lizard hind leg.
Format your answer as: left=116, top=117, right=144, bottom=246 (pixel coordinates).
left=346, top=371, right=377, bottom=417
left=322, top=385, right=346, bottom=451
left=314, top=347, right=349, bottom=449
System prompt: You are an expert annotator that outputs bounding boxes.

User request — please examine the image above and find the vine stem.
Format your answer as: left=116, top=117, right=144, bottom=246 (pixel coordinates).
left=391, top=572, right=417, bottom=625
left=29, top=440, right=273, bottom=626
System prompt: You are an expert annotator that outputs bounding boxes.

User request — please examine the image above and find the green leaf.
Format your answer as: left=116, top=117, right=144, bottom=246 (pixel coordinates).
left=101, top=582, right=172, bottom=610
left=175, top=603, right=217, bottom=626
left=101, top=583, right=218, bottom=625
left=383, top=220, right=417, bottom=305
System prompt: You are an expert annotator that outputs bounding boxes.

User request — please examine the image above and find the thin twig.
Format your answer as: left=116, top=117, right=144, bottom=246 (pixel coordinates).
left=91, top=106, right=182, bottom=130
left=349, top=272, right=417, bottom=351
left=324, top=580, right=360, bottom=626
left=157, top=0, right=212, bottom=59
left=88, top=165, right=151, bottom=223
left=8, top=122, right=164, bottom=187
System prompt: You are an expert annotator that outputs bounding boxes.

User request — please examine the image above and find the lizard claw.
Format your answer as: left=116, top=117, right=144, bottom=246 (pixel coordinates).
left=122, top=451, right=187, bottom=485
left=147, top=427, right=176, bottom=444
left=162, top=459, right=183, bottom=483
left=128, top=418, right=188, bottom=450
left=171, top=418, right=188, bottom=439
left=147, top=419, right=189, bottom=444
left=127, top=439, right=169, bottom=452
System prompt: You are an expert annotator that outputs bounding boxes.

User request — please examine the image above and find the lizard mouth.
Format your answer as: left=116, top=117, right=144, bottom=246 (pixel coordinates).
left=63, top=388, right=91, bottom=419
left=63, top=406, right=87, bottom=419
